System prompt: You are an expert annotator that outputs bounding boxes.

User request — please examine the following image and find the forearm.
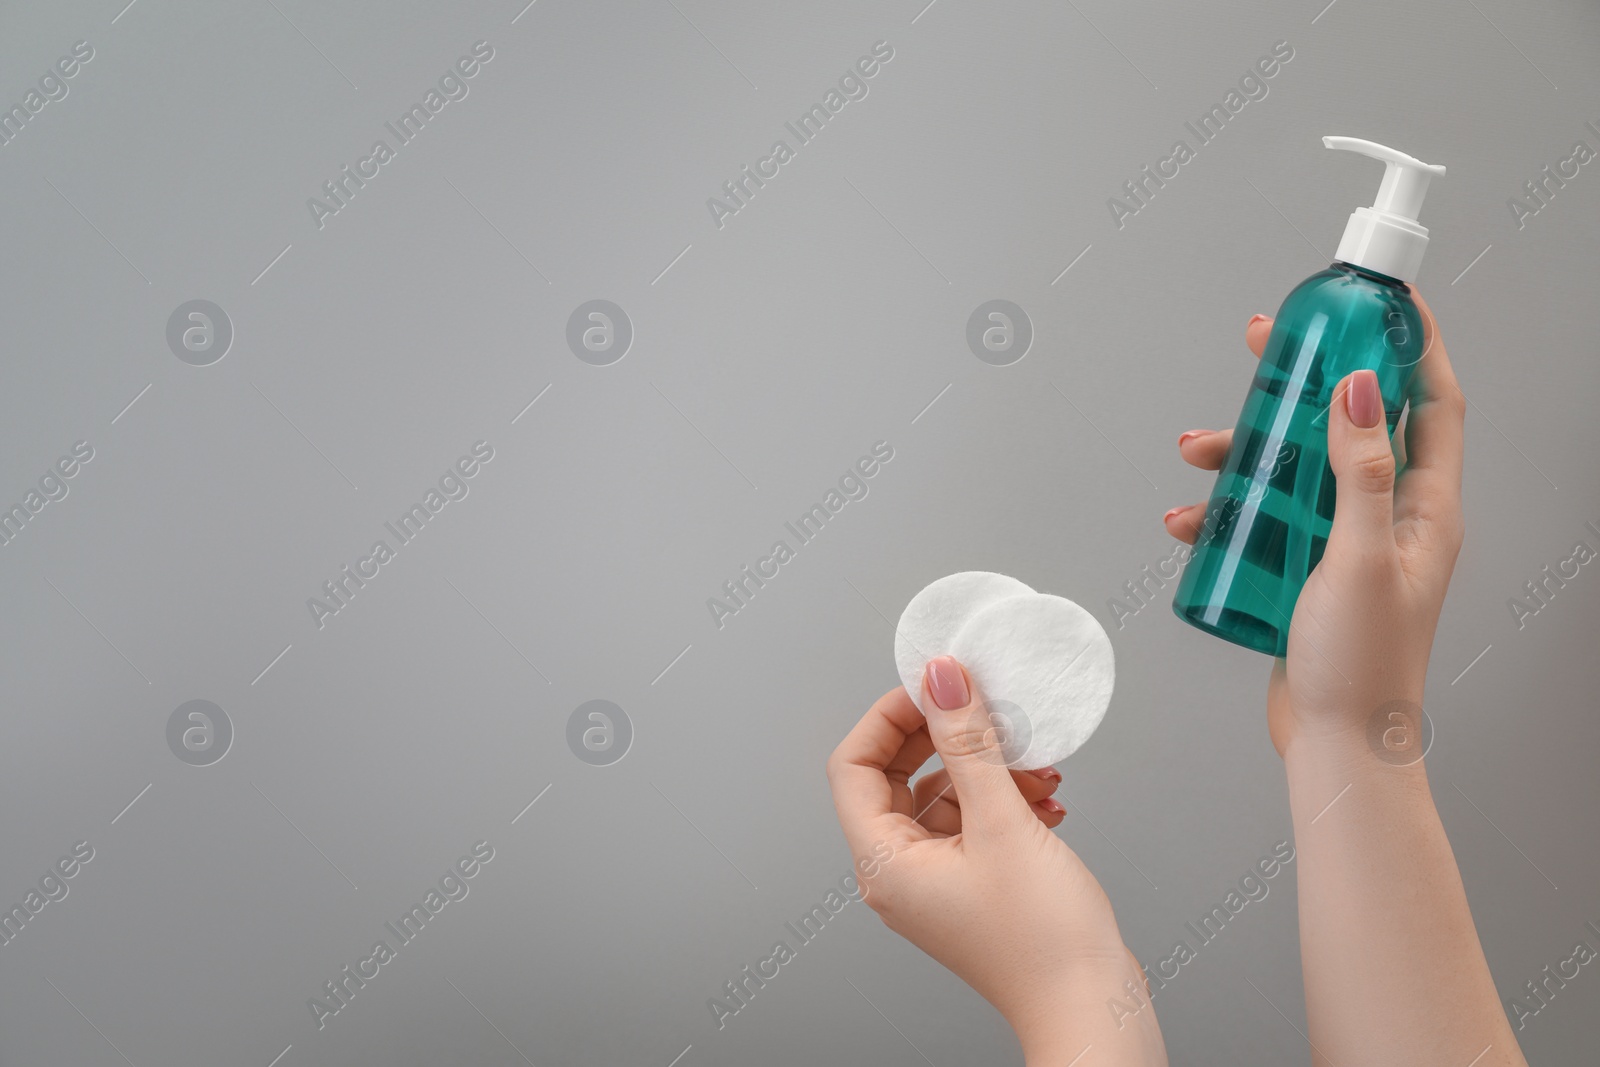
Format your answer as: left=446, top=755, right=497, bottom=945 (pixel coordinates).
left=1016, top=955, right=1168, bottom=1067
left=1283, top=727, right=1525, bottom=1066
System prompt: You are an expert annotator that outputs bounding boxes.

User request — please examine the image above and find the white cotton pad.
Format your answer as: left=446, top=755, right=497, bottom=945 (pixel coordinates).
left=948, top=593, right=1115, bottom=770
left=894, top=571, right=1035, bottom=715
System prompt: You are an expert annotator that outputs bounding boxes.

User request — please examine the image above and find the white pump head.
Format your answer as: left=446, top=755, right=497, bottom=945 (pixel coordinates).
left=1324, top=136, right=1446, bottom=284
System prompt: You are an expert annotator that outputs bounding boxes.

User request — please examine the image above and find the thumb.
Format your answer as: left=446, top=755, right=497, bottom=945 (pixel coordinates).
left=920, top=656, right=1031, bottom=836
left=1326, top=368, right=1397, bottom=560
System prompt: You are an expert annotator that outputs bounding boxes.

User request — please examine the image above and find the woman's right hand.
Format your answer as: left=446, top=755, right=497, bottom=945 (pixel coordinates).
left=1165, top=298, right=1525, bottom=1066
left=1163, top=291, right=1466, bottom=755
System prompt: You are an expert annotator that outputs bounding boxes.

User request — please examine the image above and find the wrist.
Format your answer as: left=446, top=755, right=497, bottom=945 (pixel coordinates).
left=1283, top=698, right=1431, bottom=775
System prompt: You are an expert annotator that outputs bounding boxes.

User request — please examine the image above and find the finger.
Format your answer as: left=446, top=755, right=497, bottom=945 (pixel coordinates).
left=1394, top=290, right=1465, bottom=527
left=1032, top=797, right=1067, bottom=830
left=911, top=768, right=958, bottom=817
left=1163, top=313, right=1266, bottom=550
left=913, top=766, right=1059, bottom=834
left=826, top=687, right=936, bottom=858
left=1178, top=428, right=1234, bottom=471
left=1325, top=369, right=1397, bottom=561
left=882, top=726, right=936, bottom=820
left=1163, top=501, right=1212, bottom=545
left=920, top=656, right=1033, bottom=838
left=913, top=774, right=963, bottom=836
left=918, top=792, right=1065, bottom=836
left=1246, top=313, right=1272, bottom=358
left=1016, top=766, right=1063, bottom=803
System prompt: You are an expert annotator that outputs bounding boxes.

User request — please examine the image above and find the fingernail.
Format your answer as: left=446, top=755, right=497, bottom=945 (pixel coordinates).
left=1163, top=505, right=1186, bottom=524
left=1039, top=797, right=1066, bottom=815
left=1178, top=429, right=1212, bottom=446
left=1347, top=369, right=1382, bottom=429
left=1028, top=766, right=1061, bottom=782
left=924, top=656, right=969, bottom=711
left=1248, top=314, right=1269, bottom=327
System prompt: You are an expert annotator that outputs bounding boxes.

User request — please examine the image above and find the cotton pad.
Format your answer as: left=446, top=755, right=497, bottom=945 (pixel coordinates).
left=948, top=593, right=1114, bottom=769
left=894, top=571, right=1035, bottom=715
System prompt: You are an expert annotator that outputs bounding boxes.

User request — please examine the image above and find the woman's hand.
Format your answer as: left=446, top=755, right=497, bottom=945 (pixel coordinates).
left=1165, top=298, right=1526, bottom=1065
left=1163, top=292, right=1465, bottom=754
left=827, top=656, right=1168, bottom=1065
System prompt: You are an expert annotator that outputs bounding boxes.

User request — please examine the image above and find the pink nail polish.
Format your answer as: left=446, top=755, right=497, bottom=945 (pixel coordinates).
left=1163, top=506, right=1186, bottom=523
left=1248, top=313, right=1269, bottom=327
left=924, top=656, right=969, bottom=711
left=1027, top=766, right=1061, bottom=782
left=1178, top=429, right=1211, bottom=446
left=1039, top=798, right=1066, bottom=815
left=1348, top=369, right=1382, bottom=429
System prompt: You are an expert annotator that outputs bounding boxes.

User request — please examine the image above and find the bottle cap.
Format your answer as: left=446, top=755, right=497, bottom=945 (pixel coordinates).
left=1323, top=136, right=1446, bottom=283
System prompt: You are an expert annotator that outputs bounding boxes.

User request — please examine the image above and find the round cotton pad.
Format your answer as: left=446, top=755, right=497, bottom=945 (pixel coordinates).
left=894, top=571, right=1035, bottom=715
left=948, top=593, right=1114, bottom=769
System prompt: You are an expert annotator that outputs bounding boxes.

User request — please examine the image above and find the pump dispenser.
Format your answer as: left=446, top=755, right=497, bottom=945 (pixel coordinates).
left=1324, top=137, right=1446, bottom=283
left=1172, top=137, right=1446, bottom=656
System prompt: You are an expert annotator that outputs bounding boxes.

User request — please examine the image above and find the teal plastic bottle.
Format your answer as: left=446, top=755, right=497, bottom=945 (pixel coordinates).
left=1172, top=137, right=1446, bottom=656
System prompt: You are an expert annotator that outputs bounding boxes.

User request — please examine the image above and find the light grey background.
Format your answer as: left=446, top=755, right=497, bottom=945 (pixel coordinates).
left=2, top=0, right=1597, bottom=1064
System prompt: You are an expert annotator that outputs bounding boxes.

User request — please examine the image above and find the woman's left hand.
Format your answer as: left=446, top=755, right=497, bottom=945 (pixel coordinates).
left=827, top=656, right=1168, bottom=1065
